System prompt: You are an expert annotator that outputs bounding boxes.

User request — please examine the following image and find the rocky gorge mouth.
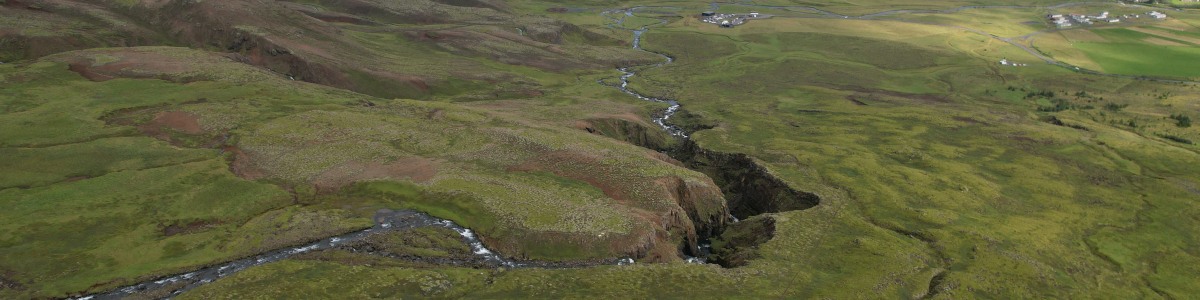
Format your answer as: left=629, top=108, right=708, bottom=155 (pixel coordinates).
left=590, top=6, right=821, bottom=267
left=579, top=118, right=820, bottom=266
left=667, top=140, right=821, bottom=220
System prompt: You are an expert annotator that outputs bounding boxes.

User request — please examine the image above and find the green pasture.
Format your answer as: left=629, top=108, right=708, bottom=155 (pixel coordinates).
left=0, top=43, right=718, bottom=297
left=1075, top=42, right=1200, bottom=78
left=1058, top=28, right=1200, bottom=78
left=625, top=14, right=1200, bottom=297
left=2, top=0, right=1200, bottom=299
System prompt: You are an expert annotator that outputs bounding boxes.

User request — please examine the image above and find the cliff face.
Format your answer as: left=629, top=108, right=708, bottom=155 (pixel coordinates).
left=580, top=116, right=821, bottom=217
left=709, top=215, right=776, bottom=267
left=504, top=145, right=731, bottom=262
left=669, top=140, right=820, bottom=219
left=579, top=115, right=821, bottom=262
left=658, top=176, right=729, bottom=256
left=1, top=0, right=808, bottom=277
left=576, top=117, right=677, bottom=152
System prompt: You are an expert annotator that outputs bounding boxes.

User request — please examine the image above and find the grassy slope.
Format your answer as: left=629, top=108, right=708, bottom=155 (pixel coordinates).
left=183, top=3, right=1199, bottom=299
left=3, top=1, right=1200, bottom=299
left=1073, top=28, right=1200, bottom=78
left=0, top=41, right=718, bottom=297
left=1020, top=5, right=1200, bottom=79
left=0, top=55, right=373, bottom=298
left=629, top=13, right=1200, bottom=298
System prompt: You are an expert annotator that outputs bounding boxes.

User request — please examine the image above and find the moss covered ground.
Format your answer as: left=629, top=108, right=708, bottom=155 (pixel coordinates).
left=2, top=0, right=1200, bottom=299
left=626, top=7, right=1200, bottom=298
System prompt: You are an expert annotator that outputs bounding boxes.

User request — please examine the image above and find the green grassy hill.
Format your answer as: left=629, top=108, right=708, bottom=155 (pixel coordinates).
left=0, top=45, right=727, bottom=298
left=2, top=0, right=1199, bottom=299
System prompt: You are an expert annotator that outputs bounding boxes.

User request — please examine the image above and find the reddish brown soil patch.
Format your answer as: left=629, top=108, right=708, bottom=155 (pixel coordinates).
left=362, top=68, right=431, bottom=92
left=546, top=7, right=569, bottom=13
left=296, top=10, right=377, bottom=25
left=146, top=111, right=204, bottom=134
left=226, top=146, right=266, bottom=180
left=161, top=220, right=220, bottom=236
left=2, top=0, right=36, bottom=10
left=136, top=111, right=205, bottom=144
left=60, top=50, right=199, bottom=82
left=507, top=150, right=633, bottom=205
left=572, top=120, right=594, bottom=132
left=311, top=158, right=439, bottom=193
left=67, top=62, right=116, bottom=82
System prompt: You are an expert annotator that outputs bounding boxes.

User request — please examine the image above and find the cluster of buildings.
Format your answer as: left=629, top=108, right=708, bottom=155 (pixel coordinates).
left=1046, top=10, right=1166, bottom=28
left=1047, top=10, right=1167, bottom=28
left=999, top=58, right=1028, bottom=67
left=1047, top=11, right=1115, bottom=28
left=699, top=11, right=766, bottom=28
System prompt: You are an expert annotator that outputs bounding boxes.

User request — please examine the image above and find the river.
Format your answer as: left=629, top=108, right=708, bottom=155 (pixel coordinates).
left=76, top=209, right=633, bottom=299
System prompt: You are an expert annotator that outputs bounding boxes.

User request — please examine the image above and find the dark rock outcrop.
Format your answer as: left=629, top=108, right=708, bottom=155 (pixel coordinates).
left=669, top=140, right=820, bottom=219
left=577, top=113, right=820, bottom=264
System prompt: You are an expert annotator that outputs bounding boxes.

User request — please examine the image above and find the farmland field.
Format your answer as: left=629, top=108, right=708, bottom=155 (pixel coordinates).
left=2, top=0, right=1200, bottom=299
left=1032, top=21, right=1200, bottom=79
left=1074, top=41, right=1200, bottom=77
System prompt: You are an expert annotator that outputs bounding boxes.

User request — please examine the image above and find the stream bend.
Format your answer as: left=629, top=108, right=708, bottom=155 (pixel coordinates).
left=77, top=209, right=633, bottom=300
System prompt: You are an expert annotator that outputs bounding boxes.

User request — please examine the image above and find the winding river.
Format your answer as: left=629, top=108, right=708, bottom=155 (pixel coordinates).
left=77, top=8, right=698, bottom=299
left=603, top=7, right=689, bottom=138
left=77, top=210, right=633, bottom=299
left=68, top=1, right=1126, bottom=297
left=601, top=7, right=723, bottom=263
left=599, top=1, right=1200, bottom=144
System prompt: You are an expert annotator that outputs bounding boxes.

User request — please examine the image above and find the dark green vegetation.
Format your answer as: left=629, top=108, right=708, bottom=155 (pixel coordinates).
left=708, top=215, right=776, bottom=268
left=3, top=0, right=1200, bottom=299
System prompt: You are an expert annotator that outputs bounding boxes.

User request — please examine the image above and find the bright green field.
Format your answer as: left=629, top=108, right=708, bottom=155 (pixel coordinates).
left=1033, top=26, right=1200, bottom=79
left=1075, top=42, right=1200, bottom=77
left=1069, top=28, right=1200, bottom=78
left=629, top=13, right=1200, bottom=298
left=1169, top=0, right=1200, bottom=7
